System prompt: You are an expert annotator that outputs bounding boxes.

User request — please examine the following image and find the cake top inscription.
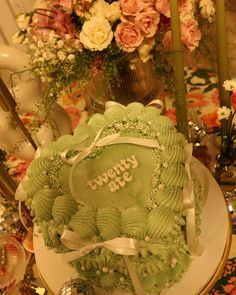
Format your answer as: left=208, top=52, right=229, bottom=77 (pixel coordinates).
left=87, top=155, right=139, bottom=192
left=70, top=144, right=154, bottom=209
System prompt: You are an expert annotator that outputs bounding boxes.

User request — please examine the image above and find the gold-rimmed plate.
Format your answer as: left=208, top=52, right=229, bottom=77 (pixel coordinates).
left=33, top=160, right=231, bottom=295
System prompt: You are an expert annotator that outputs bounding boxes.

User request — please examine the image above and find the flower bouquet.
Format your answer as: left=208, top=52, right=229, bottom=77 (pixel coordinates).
left=212, top=79, right=236, bottom=181
left=217, top=80, right=236, bottom=163
left=13, top=0, right=215, bottom=114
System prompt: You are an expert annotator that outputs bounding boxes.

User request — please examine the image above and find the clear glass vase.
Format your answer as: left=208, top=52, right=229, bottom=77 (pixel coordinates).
left=83, top=59, right=163, bottom=113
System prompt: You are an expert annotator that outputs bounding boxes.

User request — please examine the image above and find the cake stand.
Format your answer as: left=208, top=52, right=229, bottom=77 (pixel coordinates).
left=33, top=160, right=232, bottom=295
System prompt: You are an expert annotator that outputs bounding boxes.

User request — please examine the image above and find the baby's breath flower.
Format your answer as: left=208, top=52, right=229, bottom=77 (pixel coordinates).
left=29, top=44, right=36, bottom=50
left=57, top=51, right=67, bottom=61
left=38, top=57, right=45, bottom=63
left=217, top=106, right=232, bottom=121
left=48, top=32, right=58, bottom=44
left=42, top=51, right=53, bottom=60
left=199, top=0, right=215, bottom=22
left=223, top=79, right=236, bottom=92
left=37, top=40, right=44, bottom=48
left=67, top=54, right=75, bottom=61
left=74, top=40, right=80, bottom=47
left=57, top=40, right=64, bottom=48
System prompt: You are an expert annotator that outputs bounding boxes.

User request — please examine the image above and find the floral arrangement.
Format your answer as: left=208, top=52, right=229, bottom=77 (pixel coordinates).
left=216, top=79, right=236, bottom=164
left=13, top=0, right=215, bottom=113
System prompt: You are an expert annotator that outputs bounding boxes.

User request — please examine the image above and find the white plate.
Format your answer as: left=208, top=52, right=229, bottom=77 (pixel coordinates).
left=33, top=160, right=231, bottom=295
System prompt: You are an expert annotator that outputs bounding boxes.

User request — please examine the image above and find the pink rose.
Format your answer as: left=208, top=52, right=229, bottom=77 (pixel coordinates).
left=162, top=20, right=201, bottom=52
left=181, top=19, right=201, bottom=51
left=134, top=10, right=160, bottom=37
left=155, top=0, right=193, bottom=18
left=179, top=0, right=194, bottom=19
left=120, top=0, right=143, bottom=16
left=155, top=0, right=170, bottom=17
left=115, top=21, right=144, bottom=52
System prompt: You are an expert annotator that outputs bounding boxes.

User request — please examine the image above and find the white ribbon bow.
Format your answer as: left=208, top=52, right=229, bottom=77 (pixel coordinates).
left=66, top=131, right=160, bottom=165
left=60, top=230, right=144, bottom=295
left=183, top=143, right=203, bottom=256
left=61, top=230, right=139, bottom=262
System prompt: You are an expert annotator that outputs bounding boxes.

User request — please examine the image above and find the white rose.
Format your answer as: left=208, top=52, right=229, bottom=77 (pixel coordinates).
left=106, top=2, right=121, bottom=23
left=199, top=0, right=215, bottom=21
left=80, top=16, right=113, bottom=51
left=89, top=0, right=109, bottom=18
left=16, top=13, right=32, bottom=30
left=12, top=31, right=25, bottom=44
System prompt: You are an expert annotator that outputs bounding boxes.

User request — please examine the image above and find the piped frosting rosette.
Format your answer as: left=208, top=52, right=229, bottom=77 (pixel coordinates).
left=22, top=102, right=202, bottom=295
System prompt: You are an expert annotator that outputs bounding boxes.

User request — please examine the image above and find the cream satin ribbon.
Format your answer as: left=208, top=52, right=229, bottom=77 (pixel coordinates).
left=183, top=143, right=203, bottom=256
left=63, top=129, right=160, bottom=165
left=60, top=230, right=144, bottom=295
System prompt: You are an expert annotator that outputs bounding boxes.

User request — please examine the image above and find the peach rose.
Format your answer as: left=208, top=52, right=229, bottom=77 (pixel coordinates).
left=181, top=19, right=201, bottom=51
left=134, top=10, right=160, bottom=38
left=155, top=0, right=170, bottom=17
left=120, top=0, right=143, bottom=16
left=114, top=21, right=143, bottom=52
left=162, top=19, right=201, bottom=52
left=155, top=0, right=193, bottom=19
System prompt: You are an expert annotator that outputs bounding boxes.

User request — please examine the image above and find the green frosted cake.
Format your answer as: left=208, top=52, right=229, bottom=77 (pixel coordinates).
left=23, top=102, right=202, bottom=294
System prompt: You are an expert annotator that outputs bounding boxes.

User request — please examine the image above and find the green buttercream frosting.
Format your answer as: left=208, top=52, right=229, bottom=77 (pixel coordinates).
left=121, top=206, right=147, bottom=239
left=23, top=102, right=202, bottom=295
left=32, top=188, right=58, bottom=222
left=87, top=113, right=109, bottom=131
left=96, top=207, right=121, bottom=239
left=51, top=194, right=78, bottom=224
left=104, top=104, right=126, bottom=122
left=69, top=207, right=97, bottom=240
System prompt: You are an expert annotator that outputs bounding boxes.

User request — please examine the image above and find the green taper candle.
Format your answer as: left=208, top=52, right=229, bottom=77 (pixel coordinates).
left=170, top=0, right=189, bottom=139
left=216, top=0, right=231, bottom=108
left=0, top=161, right=17, bottom=198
